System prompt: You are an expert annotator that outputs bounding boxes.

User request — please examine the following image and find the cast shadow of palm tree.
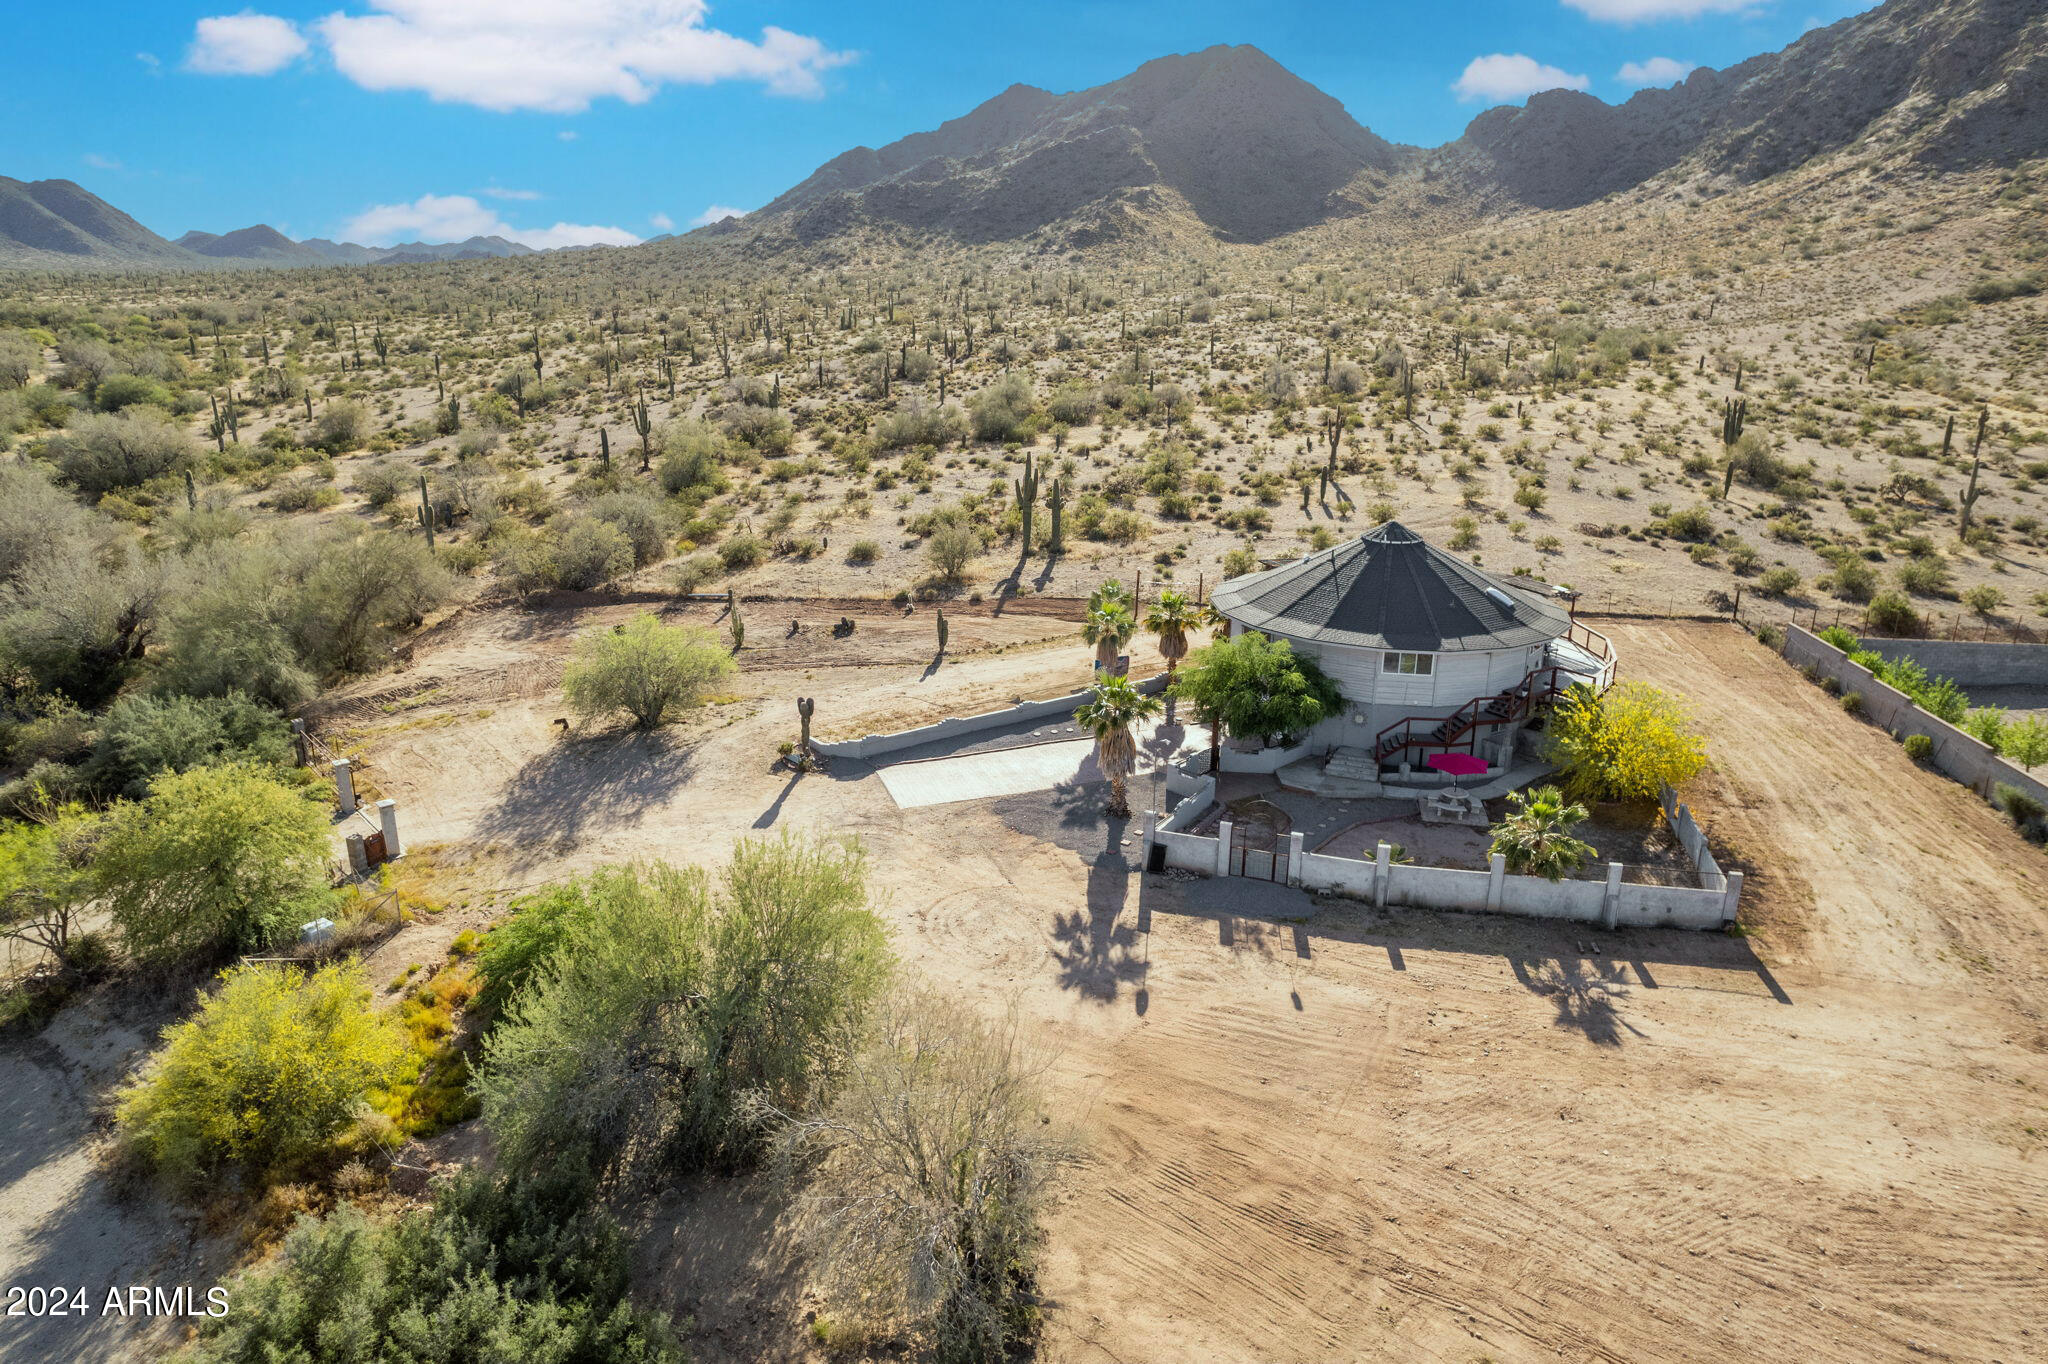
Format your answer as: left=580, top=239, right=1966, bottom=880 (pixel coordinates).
left=471, top=728, right=696, bottom=868
left=1509, top=955, right=1643, bottom=1047
left=1048, top=832, right=1145, bottom=1003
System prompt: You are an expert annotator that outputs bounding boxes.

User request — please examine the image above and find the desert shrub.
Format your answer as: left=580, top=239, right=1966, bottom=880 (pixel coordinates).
left=1657, top=504, right=1715, bottom=542
left=348, top=459, right=412, bottom=510
left=968, top=373, right=1034, bottom=443
left=183, top=1167, right=682, bottom=1363
left=479, top=833, right=889, bottom=1180
left=764, top=989, right=1071, bottom=1361
left=1755, top=622, right=1784, bottom=649
left=1963, top=583, right=2006, bottom=616
left=1758, top=566, right=1800, bottom=597
left=655, top=418, right=726, bottom=494
left=925, top=520, right=982, bottom=583
left=1546, top=681, right=1708, bottom=803
left=471, top=882, right=605, bottom=1019
left=1841, top=691, right=1865, bottom=714
left=96, top=763, right=334, bottom=963
left=270, top=478, right=340, bottom=513
left=43, top=408, right=197, bottom=495
left=874, top=398, right=968, bottom=449
left=672, top=551, right=722, bottom=593
left=537, top=517, right=633, bottom=591
left=1865, top=590, right=1922, bottom=636
left=560, top=612, right=735, bottom=730
left=1046, top=382, right=1099, bottom=425
left=1903, top=733, right=1934, bottom=762
left=721, top=402, right=793, bottom=453
left=117, top=962, right=414, bottom=1181
left=1827, top=556, right=1878, bottom=602
left=2001, top=715, right=2048, bottom=769
left=312, top=400, right=370, bottom=453
left=718, top=531, right=766, bottom=570
left=847, top=538, right=880, bottom=565
left=1895, top=555, right=1951, bottom=596
left=585, top=490, right=676, bottom=569
left=0, top=804, right=100, bottom=970
left=85, top=691, right=291, bottom=799
left=1994, top=783, right=2046, bottom=828
left=93, top=373, right=174, bottom=412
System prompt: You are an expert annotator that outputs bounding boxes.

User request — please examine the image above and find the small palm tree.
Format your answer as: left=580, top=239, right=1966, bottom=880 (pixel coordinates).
left=1488, top=785, right=1598, bottom=882
left=1074, top=674, right=1163, bottom=817
left=1082, top=602, right=1137, bottom=672
left=1146, top=589, right=1200, bottom=720
left=1088, top=578, right=1132, bottom=613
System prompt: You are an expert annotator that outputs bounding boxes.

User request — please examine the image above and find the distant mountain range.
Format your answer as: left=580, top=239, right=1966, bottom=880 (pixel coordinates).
left=5, top=0, right=2042, bottom=269
left=0, top=180, right=555, bottom=270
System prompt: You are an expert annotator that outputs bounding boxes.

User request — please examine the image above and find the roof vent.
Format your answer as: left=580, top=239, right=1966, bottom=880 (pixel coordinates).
left=1483, top=586, right=1517, bottom=612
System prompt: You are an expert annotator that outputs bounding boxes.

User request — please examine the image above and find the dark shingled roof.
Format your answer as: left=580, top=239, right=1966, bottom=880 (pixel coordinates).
left=1209, top=521, right=1571, bottom=652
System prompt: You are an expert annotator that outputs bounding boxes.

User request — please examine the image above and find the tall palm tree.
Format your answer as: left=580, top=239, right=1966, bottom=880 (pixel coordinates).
left=1082, top=602, right=1136, bottom=673
left=1488, top=785, right=1598, bottom=882
left=1074, top=674, right=1163, bottom=817
left=1145, top=589, right=1200, bottom=718
left=1088, top=578, right=1132, bottom=614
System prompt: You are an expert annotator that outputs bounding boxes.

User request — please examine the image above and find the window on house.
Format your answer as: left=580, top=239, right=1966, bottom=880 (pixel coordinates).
left=1381, top=652, right=1434, bottom=675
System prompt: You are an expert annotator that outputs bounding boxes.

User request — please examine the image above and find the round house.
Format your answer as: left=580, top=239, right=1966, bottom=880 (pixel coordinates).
left=1208, top=521, right=1615, bottom=789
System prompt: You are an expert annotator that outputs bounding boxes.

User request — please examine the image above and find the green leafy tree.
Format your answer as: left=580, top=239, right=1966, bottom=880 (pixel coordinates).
left=0, top=805, right=101, bottom=968
left=1073, top=674, right=1163, bottom=817
left=1169, top=630, right=1344, bottom=775
left=117, top=962, right=415, bottom=1179
left=1488, top=785, right=1598, bottom=881
left=2001, top=715, right=2048, bottom=770
left=1546, top=681, right=1708, bottom=803
left=479, top=833, right=890, bottom=1180
left=561, top=612, right=736, bottom=730
left=96, top=763, right=334, bottom=963
left=85, top=691, right=291, bottom=799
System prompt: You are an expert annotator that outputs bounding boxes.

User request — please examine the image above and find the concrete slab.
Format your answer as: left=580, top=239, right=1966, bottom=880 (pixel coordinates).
left=878, top=720, right=1208, bottom=809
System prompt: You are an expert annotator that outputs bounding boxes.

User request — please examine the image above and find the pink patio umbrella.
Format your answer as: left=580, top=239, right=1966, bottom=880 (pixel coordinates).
left=1426, top=751, right=1489, bottom=790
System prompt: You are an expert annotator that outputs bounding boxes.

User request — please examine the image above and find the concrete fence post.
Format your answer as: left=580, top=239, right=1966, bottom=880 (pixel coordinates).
left=1288, top=831, right=1305, bottom=887
left=376, top=799, right=402, bottom=859
left=1215, top=820, right=1233, bottom=878
left=1721, top=870, right=1744, bottom=926
left=344, top=832, right=369, bottom=876
left=332, top=758, right=356, bottom=816
left=1602, top=862, right=1622, bottom=930
left=1374, top=841, right=1392, bottom=909
left=1488, top=853, right=1506, bottom=912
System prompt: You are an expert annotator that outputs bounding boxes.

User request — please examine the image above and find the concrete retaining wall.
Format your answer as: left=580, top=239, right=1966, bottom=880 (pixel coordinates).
left=815, top=672, right=1167, bottom=761
left=1855, top=637, right=2048, bottom=687
left=1158, top=777, right=1216, bottom=833
left=1659, top=786, right=1724, bottom=891
left=1784, top=626, right=2048, bottom=809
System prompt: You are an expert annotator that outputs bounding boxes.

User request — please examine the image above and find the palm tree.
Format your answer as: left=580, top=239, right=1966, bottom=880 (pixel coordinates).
left=1088, top=578, right=1132, bottom=613
left=1082, top=602, right=1136, bottom=673
left=1145, top=589, right=1200, bottom=718
left=1074, top=674, right=1163, bottom=817
left=1488, top=785, right=1598, bottom=882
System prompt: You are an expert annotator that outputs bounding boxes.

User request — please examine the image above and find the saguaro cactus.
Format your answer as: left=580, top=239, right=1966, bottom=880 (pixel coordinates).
left=417, top=475, right=435, bottom=548
left=796, top=696, right=814, bottom=759
left=1014, top=451, right=1040, bottom=557
left=936, top=607, right=949, bottom=655
left=630, top=395, right=652, bottom=471
left=1719, top=397, right=1748, bottom=498
left=1046, top=477, right=1068, bottom=557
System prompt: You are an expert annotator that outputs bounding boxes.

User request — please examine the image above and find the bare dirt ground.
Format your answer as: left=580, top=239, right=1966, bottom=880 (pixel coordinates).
left=9, top=603, right=2046, bottom=1364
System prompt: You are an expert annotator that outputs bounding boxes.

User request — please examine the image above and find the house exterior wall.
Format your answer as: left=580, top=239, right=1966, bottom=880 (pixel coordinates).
left=1231, top=619, right=1547, bottom=725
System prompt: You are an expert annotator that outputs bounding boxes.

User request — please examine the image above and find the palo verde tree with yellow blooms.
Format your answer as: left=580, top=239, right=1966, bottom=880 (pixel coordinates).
left=1544, top=681, right=1708, bottom=804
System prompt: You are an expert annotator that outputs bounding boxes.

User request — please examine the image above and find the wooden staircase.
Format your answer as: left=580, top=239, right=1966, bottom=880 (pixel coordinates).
left=1372, top=623, right=1616, bottom=772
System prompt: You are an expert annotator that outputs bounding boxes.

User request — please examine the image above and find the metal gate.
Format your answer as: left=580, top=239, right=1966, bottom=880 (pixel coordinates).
left=1228, top=824, right=1288, bottom=882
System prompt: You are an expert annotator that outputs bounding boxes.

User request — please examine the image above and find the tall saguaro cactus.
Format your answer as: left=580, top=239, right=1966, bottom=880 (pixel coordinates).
left=417, top=475, right=435, bottom=548
left=1046, top=476, right=1068, bottom=557
left=1960, top=407, right=1990, bottom=537
left=1014, top=451, right=1040, bottom=558
left=1719, top=396, right=1748, bottom=498
left=630, top=393, right=652, bottom=471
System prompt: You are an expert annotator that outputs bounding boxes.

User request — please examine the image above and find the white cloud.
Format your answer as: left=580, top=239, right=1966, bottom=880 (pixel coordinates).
left=186, top=12, right=308, bottom=75
left=649, top=211, right=676, bottom=231
left=340, top=192, right=640, bottom=249
left=311, top=0, right=853, bottom=113
left=558, top=130, right=578, bottom=141
left=1617, top=55, right=1698, bottom=86
left=689, top=203, right=747, bottom=227
left=481, top=186, right=543, bottom=200
left=1563, top=0, right=1755, bottom=22
left=136, top=51, right=162, bottom=72
left=1454, top=54, right=1591, bottom=103
left=82, top=153, right=124, bottom=172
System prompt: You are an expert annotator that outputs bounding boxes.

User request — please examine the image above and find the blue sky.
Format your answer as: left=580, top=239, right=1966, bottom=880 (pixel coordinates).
left=0, top=0, right=1881, bottom=248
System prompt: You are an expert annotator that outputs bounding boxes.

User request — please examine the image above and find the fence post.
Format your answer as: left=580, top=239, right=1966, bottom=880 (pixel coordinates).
left=1602, top=862, right=1622, bottom=930
left=1215, top=820, right=1233, bottom=878
left=1488, top=853, right=1506, bottom=912
left=376, top=799, right=402, bottom=859
left=1375, top=841, right=1392, bottom=908
left=291, top=718, right=308, bottom=766
left=1288, top=831, right=1305, bottom=887
left=344, top=832, right=369, bottom=876
left=1721, top=870, right=1744, bottom=926
left=332, top=758, right=356, bottom=815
